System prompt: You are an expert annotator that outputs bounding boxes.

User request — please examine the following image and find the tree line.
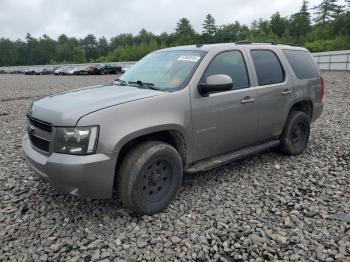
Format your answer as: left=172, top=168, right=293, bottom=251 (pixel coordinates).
left=1, top=0, right=350, bottom=67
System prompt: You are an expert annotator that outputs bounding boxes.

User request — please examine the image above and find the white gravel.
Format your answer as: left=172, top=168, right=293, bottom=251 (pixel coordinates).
left=0, top=72, right=349, bottom=261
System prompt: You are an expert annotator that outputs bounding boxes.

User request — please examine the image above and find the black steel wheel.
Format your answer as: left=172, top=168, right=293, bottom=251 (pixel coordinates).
left=138, top=159, right=173, bottom=202
left=117, top=141, right=183, bottom=215
left=279, top=111, right=310, bottom=156
left=291, top=122, right=307, bottom=151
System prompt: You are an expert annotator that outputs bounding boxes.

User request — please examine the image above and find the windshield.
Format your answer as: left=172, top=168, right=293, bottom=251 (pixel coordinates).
left=119, top=50, right=206, bottom=90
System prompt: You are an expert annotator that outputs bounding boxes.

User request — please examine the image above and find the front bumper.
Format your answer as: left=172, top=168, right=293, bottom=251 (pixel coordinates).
left=22, top=134, right=115, bottom=199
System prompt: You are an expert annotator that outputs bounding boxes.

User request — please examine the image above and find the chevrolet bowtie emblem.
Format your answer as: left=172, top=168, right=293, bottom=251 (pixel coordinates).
left=28, top=125, right=35, bottom=134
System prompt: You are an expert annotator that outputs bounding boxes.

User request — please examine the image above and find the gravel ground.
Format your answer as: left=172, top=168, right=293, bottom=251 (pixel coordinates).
left=0, top=73, right=349, bottom=261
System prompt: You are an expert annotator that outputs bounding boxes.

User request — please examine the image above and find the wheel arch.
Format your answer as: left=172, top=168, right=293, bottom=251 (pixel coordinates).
left=113, top=126, right=188, bottom=183
left=288, top=99, right=313, bottom=120
left=281, top=99, right=313, bottom=134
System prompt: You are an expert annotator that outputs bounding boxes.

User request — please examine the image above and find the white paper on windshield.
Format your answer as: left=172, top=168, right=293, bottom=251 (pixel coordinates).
left=177, top=55, right=201, bottom=62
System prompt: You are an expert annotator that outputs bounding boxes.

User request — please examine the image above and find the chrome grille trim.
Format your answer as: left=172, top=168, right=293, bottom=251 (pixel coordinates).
left=27, top=115, right=53, bottom=153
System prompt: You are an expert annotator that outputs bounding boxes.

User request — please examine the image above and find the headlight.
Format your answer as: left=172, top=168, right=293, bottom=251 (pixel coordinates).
left=54, top=126, right=99, bottom=155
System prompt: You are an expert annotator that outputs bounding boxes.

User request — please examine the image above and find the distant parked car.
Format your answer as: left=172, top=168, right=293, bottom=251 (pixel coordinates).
left=75, top=66, right=89, bottom=75
left=12, top=68, right=25, bottom=74
left=25, top=69, right=37, bottom=75
left=60, top=67, right=74, bottom=75
left=22, top=68, right=30, bottom=74
left=34, top=68, right=43, bottom=75
left=54, top=67, right=64, bottom=75
left=66, top=67, right=82, bottom=75
left=39, top=68, right=54, bottom=75
left=96, top=64, right=123, bottom=75
left=73, top=66, right=92, bottom=75
left=79, top=66, right=99, bottom=75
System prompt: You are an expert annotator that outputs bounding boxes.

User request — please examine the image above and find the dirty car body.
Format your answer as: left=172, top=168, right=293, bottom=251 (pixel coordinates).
left=23, top=42, right=324, bottom=204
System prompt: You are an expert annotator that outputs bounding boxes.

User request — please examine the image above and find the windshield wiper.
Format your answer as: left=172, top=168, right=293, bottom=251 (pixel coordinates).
left=114, top=79, right=127, bottom=86
left=128, top=80, right=162, bottom=91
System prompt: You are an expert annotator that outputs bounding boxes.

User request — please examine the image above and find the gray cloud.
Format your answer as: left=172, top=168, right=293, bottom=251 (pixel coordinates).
left=0, top=0, right=340, bottom=40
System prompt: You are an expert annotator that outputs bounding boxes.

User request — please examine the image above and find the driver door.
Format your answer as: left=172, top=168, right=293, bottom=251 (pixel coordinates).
left=191, top=50, right=260, bottom=161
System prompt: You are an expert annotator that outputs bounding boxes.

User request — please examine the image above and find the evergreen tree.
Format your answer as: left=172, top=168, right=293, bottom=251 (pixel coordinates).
left=289, top=0, right=311, bottom=40
left=137, top=29, right=155, bottom=44
left=257, top=19, right=271, bottom=35
left=72, top=47, right=87, bottom=63
left=175, top=18, right=196, bottom=45
left=201, top=14, right=217, bottom=43
left=97, top=37, right=109, bottom=57
left=25, top=33, right=37, bottom=65
left=110, top=33, right=134, bottom=50
left=55, top=34, right=77, bottom=62
left=215, top=21, right=249, bottom=42
left=202, top=14, right=217, bottom=36
left=37, top=34, right=56, bottom=64
left=0, top=38, right=19, bottom=66
left=80, top=34, right=98, bottom=60
left=270, top=12, right=289, bottom=37
left=312, top=0, right=344, bottom=23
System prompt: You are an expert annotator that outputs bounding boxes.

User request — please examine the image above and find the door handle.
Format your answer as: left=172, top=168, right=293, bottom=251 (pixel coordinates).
left=281, top=89, right=293, bottom=95
left=241, top=96, right=255, bottom=104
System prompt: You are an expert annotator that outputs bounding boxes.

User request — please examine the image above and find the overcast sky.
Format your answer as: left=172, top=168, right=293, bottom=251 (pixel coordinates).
left=0, top=0, right=345, bottom=40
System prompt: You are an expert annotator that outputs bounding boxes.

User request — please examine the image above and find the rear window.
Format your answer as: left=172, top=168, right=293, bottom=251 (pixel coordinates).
left=283, top=50, right=319, bottom=79
left=251, top=50, right=284, bottom=86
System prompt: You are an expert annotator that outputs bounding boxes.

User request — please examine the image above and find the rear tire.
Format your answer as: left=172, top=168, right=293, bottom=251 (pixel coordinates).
left=117, top=141, right=183, bottom=215
left=279, top=111, right=310, bottom=156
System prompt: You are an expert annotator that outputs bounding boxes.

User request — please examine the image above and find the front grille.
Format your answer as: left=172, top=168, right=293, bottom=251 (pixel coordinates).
left=27, top=116, right=53, bottom=153
left=28, top=116, right=52, bottom=132
left=29, top=134, right=50, bottom=152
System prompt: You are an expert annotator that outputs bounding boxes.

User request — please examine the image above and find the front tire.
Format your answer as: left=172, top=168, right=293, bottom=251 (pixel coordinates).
left=279, top=111, right=310, bottom=156
left=117, top=141, right=183, bottom=215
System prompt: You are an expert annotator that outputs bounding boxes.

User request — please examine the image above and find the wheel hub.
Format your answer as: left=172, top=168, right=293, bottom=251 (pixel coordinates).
left=139, top=159, right=172, bottom=201
left=149, top=169, right=162, bottom=186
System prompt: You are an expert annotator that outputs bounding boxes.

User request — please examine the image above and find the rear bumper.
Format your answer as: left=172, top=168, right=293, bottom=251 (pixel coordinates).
left=312, top=102, right=324, bottom=122
left=22, top=134, right=115, bottom=199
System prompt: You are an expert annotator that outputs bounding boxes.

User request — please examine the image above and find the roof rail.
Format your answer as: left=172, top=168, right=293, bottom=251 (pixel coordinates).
left=236, top=40, right=252, bottom=45
left=277, top=42, right=299, bottom=47
left=236, top=40, right=299, bottom=47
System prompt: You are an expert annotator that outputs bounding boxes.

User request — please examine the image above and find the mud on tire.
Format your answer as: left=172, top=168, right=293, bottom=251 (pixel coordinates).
left=278, top=110, right=311, bottom=156
left=117, top=141, right=183, bottom=215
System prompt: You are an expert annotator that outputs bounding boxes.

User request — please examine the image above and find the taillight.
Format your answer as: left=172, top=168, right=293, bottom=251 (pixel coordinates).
left=320, top=76, right=325, bottom=101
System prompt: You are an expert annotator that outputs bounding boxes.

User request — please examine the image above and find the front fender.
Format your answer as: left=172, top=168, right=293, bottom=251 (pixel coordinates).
left=77, top=89, right=193, bottom=164
left=113, top=124, right=189, bottom=154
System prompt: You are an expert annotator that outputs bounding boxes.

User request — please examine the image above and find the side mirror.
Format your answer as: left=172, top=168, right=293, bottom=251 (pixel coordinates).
left=198, top=74, right=233, bottom=96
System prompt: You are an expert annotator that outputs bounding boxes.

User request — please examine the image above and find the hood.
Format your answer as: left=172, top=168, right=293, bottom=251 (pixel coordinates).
left=30, top=84, right=163, bottom=126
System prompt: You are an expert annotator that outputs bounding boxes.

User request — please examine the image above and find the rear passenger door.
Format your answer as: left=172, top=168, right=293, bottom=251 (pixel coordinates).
left=246, top=48, right=294, bottom=141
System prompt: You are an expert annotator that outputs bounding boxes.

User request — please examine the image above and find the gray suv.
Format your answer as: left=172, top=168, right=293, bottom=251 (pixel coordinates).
left=23, top=42, right=324, bottom=215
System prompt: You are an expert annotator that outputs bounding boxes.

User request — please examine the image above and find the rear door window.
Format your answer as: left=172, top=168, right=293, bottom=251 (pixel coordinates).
left=251, top=50, right=284, bottom=86
left=283, top=50, right=319, bottom=79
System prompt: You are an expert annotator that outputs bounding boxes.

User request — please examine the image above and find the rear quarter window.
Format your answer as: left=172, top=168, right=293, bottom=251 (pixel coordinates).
left=282, top=50, right=319, bottom=79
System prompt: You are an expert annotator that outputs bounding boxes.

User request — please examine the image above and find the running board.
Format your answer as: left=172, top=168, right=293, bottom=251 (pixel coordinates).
left=185, top=140, right=280, bottom=173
